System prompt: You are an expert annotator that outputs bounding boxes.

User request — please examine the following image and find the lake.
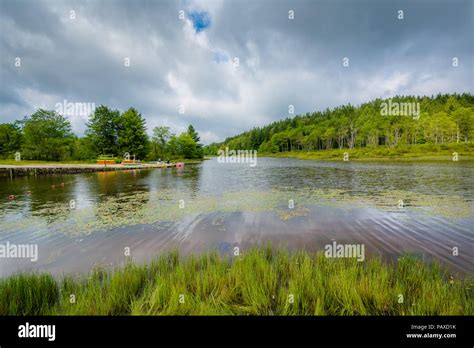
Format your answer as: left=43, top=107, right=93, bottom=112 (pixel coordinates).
left=0, top=157, right=473, bottom=277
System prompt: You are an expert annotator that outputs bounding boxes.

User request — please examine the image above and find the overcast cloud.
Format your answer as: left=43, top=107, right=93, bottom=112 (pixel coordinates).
left=0, top=0, right=472, bottom=143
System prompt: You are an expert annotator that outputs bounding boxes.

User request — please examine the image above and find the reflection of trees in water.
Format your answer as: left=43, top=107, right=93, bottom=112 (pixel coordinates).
left=146, top=165, right=202, bottom=200
left=1, top=175, right=79, bottom=223
left=0, top=169, right=158, bottom=224
left=95, top=169, right=153, bottom=198
left=181, top=165, right=202, bottom=199
left=89, top=166, right=201, bottom=223
left=1, top=161, right=473, bottom=233
left=93, top=170, right=155, bottom=222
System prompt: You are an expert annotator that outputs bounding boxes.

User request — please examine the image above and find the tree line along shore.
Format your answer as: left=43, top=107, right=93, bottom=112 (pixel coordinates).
left=0, top=106, right=204, bottom=163
left=204, top=94, right=474, bottom=159
left=2, top=94, right=473, bottom=164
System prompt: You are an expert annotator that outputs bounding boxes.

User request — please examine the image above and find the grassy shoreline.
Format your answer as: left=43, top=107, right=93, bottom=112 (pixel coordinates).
left=257, top=143, right=474, bottom=161
left=1, top=248, right=471, bottom=315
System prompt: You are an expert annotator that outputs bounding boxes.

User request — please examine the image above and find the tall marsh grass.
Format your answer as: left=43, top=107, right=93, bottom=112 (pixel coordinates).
left=0, top=248, right=472, bottom=315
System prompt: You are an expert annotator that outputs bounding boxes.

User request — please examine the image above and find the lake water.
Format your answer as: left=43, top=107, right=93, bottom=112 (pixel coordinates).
left=0, top=157, right=473, bottom=277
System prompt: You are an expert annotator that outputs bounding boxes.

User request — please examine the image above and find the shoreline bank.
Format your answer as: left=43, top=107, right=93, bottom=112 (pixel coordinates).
left=0, top=163, right=177, bottom=178
left=257, top=148, right=474, bottom=162
left=261, top=153, right=474, bottom=162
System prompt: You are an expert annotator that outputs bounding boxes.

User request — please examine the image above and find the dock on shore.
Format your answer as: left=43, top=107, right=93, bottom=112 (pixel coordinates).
left=0, top=163, right=176, bottom=178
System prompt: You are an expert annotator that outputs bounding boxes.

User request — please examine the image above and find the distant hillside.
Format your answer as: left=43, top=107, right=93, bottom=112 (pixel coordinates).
left=204, top=93, right=474, bottom=155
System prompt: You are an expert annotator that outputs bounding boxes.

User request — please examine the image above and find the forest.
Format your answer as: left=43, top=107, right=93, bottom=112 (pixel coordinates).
left=204, top=94, right=474, bottom=155
left=2, top=94, right=473, bottom=162
left=0, top=106, right=203, bottom=162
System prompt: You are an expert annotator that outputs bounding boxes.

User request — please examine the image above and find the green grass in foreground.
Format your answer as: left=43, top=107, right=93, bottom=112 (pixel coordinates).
left=260, top=143, right=474, bottom=161
left=0, top=248, right=472, bottom=315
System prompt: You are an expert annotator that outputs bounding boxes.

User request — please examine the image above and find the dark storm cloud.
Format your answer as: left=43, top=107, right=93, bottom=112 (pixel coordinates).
left=0, top=0, right=472, bottom=143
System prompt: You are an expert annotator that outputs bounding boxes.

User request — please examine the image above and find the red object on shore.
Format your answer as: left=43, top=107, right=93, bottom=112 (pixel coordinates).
left=97, top=160, right=115, bottom=165
left=8, top=195, right=15, bottom=200
left=176, top=162, right=184, bottom=169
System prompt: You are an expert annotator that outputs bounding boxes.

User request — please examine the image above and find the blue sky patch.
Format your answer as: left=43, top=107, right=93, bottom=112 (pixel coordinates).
left=188, top=11, right=211, bottom=33
left=213, top=51, right=229, bottom=63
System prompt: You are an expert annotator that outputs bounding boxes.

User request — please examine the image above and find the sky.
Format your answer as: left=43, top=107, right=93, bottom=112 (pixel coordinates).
left=0, top=0, right=472, bottom=144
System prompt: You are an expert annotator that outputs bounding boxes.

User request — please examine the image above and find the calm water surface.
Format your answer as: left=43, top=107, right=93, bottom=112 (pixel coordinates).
left=0, top=157, right=473, bottom=276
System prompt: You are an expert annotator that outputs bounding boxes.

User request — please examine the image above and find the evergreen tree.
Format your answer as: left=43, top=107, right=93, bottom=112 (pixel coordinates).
left=117, top=107, right=149, bottom=160
left=86, top=105, right=120, bottom=156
